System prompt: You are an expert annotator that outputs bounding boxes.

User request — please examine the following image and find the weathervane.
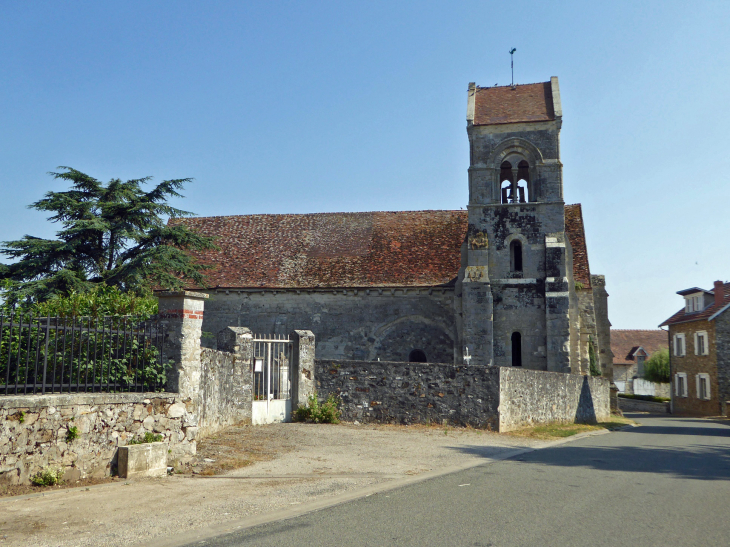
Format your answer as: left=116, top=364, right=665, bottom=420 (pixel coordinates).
left=509, top=48, right=516, bottom=87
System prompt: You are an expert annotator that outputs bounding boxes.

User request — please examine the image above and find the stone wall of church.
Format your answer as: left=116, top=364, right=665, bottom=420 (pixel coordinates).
left=201, top=289, right=458, bottom=364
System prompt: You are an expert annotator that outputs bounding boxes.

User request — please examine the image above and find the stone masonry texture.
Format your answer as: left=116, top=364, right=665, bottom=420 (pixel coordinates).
left=315, top=360, right=501, bottom=430
left=717, top=312, right=730, bottom=415
left=0, top=393, right=196, bottom=486
left=315, top=359, right=609, bottom=432
left=669, top=320, right=720, bottom=415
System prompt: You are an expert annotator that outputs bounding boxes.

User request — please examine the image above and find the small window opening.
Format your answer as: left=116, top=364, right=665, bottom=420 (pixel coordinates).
left=409, top=349, right=427, bottom=363
left=511, top=332, right=522, bottom=366
left=510, top=240, right=523, bottom=272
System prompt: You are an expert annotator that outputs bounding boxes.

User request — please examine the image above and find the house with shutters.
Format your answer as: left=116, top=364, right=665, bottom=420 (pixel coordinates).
left=660, top=280, right=730, bottom=416
left=173, top=78, right=612, bottom=377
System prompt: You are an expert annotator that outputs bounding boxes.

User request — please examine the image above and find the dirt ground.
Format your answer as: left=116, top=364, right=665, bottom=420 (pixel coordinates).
left=0, top=422, right=551, bottom=547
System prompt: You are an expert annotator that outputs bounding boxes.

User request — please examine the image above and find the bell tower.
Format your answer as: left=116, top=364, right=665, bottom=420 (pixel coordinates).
left=456, top=77, right=571, bottom=372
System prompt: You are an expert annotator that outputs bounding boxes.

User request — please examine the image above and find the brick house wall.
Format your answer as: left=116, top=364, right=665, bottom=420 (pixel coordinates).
left=669, top=319, right=720, bottom=415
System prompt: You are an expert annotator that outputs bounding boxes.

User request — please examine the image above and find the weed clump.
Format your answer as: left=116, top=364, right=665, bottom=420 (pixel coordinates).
left=292, top=394, right=341, bottom=424
left=127, top=432, right=164, bottom=445
left=31, top=466, right=64, bottom=486
left=66, top=426, right=79, bottom=443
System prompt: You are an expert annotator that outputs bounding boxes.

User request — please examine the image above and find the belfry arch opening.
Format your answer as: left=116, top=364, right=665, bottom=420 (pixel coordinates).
left=510, top=240, right=523, bottom=272
left=500, top=160, right=529, bottom=204
left=511, top=332, right=522, bottom=367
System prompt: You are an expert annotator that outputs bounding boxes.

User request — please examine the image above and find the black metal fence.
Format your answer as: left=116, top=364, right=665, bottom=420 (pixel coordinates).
left=0, top=314, right=168, bottom=396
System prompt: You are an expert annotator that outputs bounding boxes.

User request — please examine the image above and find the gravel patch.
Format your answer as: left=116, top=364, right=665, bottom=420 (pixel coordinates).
left=0, top=423, right=545, bottom=547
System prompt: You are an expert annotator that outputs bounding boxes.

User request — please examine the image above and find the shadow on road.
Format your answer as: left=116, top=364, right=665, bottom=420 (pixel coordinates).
left=450, top=443, right=730, bottom=480
left=448, top=417, right=730, bottom=481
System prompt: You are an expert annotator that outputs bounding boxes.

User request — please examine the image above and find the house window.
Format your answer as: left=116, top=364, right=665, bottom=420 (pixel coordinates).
left=685, top=295, right=704, bottom=313
left=409, top=349, right=427, bottom=363
left=637, top=355, right=646, bottom=377
left=511, top=332, right=522, bottom=366
left=673, top=334, right=686, bottom=357
left=696, top=373, right=711, bottom=400
left=675, top=373, right=688, bottom=397
left=510, top=240, right=523, bottom=272
left=695, top=331, right=709, bottom=356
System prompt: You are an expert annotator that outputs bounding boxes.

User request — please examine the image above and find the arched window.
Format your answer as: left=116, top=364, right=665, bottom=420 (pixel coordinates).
left=409, top=349, right=427, bottom=363
left=516, top=160, right=529, bottom=203
left=511, top=332, right=522, bottom=366
left=510, top=240, right=523, bottom=272
left=500, top=161, right=513, bottom=204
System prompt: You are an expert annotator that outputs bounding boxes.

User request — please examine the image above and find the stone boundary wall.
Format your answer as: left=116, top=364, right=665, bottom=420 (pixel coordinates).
left=618, top=397, right=669, bottom=414
left=0, top=393, right=197, bottom=486
left=315, top=360, right=501, bottom=430
left=498, top=368, right=611, bottom=431
left=199, top=348, right=253, bottom=437
left=315, top=359, right=610, bottom=432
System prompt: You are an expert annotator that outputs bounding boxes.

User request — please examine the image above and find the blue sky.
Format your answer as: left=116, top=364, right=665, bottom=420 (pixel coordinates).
left=1, top=1, right=728, bottom=329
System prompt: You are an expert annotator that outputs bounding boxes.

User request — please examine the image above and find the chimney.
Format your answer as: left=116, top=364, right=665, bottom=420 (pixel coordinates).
left=715, top=280, right=724, bottom=308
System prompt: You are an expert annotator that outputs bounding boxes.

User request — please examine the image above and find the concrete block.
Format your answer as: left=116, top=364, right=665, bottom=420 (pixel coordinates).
left=117, top=442, right=168, bottom=479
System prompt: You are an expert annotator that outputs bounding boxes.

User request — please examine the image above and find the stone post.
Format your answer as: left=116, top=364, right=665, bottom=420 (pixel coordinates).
left=216, top=327, right=254, bottom=425
left=217, top=326, right=254, bottom=361
left=290, top=330, right=315, bottom=409
left=157, top=291, right=209, bottom=399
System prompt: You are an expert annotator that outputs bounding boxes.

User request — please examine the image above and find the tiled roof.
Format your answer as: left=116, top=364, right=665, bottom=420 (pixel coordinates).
left=660, top=282, right=730, bottom=326
left=564, top=204, right=591, bottom=287
left=175, top=205, right=590, bottom=290
left=172, top=211, right=468, bottom=289
left=473, top=82, right=555, bottom=126
left=611, top=330, right=668, bottom=365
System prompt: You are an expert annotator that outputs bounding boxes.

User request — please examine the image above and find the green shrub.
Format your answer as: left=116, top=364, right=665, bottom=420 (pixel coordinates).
left=127, top=432, right=164, bottom=445
left=31, top=466, right=64, bottom=486
left=292, top=394, right=341, bottom=424
left=589, top=338, right=601, bottom=376
left=32, top=284, right=158, bottom=319
left=644, top=348, right=670, bottom=383
left=66, top=425, right=79, bottom=443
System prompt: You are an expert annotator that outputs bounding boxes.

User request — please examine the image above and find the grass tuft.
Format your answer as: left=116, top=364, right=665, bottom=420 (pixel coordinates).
left=507, top=417, right=637, bottom=440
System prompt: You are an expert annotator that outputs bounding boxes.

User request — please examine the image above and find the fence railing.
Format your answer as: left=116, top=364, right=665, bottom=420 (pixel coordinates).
left=0, top=314, right=168, bottom=396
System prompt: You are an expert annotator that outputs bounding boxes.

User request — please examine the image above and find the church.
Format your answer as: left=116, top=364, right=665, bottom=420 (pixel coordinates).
left=175, top=77, right=612, bottom=377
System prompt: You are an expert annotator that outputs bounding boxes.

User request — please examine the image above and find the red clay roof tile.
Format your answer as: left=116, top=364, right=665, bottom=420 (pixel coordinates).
left=660, top=282, right=730, bottom=326
left=564, top=204, right=591, bottom=287
left=175, top=205, right=590, bottom=290
left=610, top=329, right=668, bottom=365
left=473, top=82, right=555, bottom=126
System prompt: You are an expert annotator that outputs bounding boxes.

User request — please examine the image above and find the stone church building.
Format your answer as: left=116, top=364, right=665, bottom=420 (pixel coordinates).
left=176, top=77, right=612, bottom=376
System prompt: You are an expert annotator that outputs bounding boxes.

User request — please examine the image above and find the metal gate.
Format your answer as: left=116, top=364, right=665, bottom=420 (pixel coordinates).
left=252, top=334, right=292, bottom=424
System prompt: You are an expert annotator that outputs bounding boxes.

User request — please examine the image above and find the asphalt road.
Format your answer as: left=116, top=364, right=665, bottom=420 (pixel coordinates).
left=184, top=415, right=730, bottom=547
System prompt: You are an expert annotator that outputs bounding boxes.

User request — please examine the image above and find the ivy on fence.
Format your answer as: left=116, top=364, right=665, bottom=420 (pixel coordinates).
left=0, top=314, right=170, bottom=395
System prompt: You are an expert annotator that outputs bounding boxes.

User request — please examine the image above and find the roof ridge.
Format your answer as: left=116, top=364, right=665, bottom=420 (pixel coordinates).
left=612, top=329, right=666, bottom=332
left=177, top=210, right=466, bottom=222
left=476, top=81, right=550, bottom=90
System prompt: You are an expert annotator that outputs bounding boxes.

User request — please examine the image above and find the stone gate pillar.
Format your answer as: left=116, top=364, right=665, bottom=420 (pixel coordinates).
left=291, top=330, right=315, bottom=409
left=157, top=291, right=209, bottom=399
